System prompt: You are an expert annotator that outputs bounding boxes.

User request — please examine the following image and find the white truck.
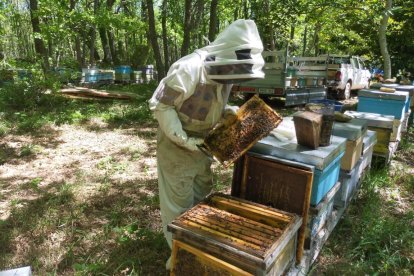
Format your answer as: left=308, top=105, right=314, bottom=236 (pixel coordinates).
left=231, top=50, right=327, bottom=106
left=324, top=55, right=371, bottom=100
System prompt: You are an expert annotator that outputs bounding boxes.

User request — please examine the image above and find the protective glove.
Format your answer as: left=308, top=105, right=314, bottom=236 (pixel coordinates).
left=216, top=105, right=239, bottom=128
left=223, top=105, right=240, bottom=118
left=184, top=137, right=204, bottom=152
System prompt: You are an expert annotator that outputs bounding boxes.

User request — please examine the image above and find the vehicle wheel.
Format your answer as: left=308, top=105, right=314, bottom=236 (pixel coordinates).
left=338, top=82, right=351, bottom=100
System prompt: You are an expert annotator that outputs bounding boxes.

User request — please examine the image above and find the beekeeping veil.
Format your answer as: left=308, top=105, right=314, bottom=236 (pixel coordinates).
left=200, top=19, right=265, bottom=84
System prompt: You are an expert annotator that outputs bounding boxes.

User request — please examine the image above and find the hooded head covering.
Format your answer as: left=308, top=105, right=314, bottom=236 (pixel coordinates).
left=200, top=19, right=265, bottom=83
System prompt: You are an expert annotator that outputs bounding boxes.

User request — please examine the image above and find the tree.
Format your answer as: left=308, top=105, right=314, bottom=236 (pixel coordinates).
left=29, top=0, right=49, bottom=71
left=146, top=0, right=165, bottom=79
left=379, top=0, right=392, bottom=79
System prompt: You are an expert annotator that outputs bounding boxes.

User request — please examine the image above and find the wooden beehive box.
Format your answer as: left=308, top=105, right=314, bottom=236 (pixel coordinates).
left=168, top=194, right=302, bottom=276
left=357, top=89, right=408, bottom=120
left=332, top=119, right=367, bottom=171
left=344, top=111, right=393, bottom=156
left=201, top=95, right=282, bottom=166
left=231, top=153, right=313, bottom=264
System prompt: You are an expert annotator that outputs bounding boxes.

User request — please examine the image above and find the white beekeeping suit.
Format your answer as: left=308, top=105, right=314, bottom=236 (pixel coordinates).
left=149, top=19, right=264, bottom=269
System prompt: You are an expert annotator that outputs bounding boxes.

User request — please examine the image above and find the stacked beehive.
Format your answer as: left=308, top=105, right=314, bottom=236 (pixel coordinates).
left=358, top=89, right=409, bottom=145
left=331, top=119, right=368, bottom=207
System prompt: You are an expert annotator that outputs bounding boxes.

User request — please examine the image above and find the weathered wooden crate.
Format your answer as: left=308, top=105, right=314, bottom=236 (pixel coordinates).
left=232, top=153, right=313, bottom=263
left=304, top=181, right=340, bottom=249
left=332, top=119, right=367, bottom=171
left=293, top=111, right=322, bottom=149
left=357, top=89, right=409, bottom=120
left=201, top=95, right=282, bottom=166
left=168, top=194, right=302, bottom=276
left=249, top=121, right=346, bottom=207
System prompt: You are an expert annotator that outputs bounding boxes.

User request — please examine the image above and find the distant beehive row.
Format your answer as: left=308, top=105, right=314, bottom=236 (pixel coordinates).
left=0, top=65, right=155, bottom=85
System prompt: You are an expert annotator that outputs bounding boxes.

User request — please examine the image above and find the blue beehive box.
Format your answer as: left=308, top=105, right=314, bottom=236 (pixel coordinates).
left=357, top=89, right=409, bottom=120
left=249, top=118, right=346, bottom=206
left=370, top=83, right=414, bottom=112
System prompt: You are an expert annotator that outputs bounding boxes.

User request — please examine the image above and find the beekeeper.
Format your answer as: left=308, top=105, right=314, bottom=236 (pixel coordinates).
left=149, top=19, right=264, bottom=269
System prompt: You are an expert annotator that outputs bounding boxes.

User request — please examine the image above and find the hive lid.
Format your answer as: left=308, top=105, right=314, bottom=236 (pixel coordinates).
left=332, top=118, right=367, bottom=141
left=201, top=95, right=283, bottom=166
left=358, top=89, right=409, bottom=101
left=344, top=111, right=394, bottom=129
left=250, top=134, right=346, bottom=171
left=362, top=130, right=377, bottom=154
left=370, top=83, right=414, bottom=96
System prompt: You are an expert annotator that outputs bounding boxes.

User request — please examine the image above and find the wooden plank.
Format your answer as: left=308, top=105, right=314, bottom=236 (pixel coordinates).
left=60, top=87, right=132, bottom=99
left=169, top=225, right=265, bottom=271
left=210, top=197, right=291, bottom=229
left=211, top=195, right=293, bottom=222
left=171, top=240, right=253, bottom=276
left=179, top=218, right=265, bottom=255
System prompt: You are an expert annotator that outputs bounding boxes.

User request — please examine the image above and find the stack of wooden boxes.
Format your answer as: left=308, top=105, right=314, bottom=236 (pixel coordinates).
left=241, top=117, right=346, bottom=270
left=357, top=89, right=409, bottom=143
left=167, top=106, right=384, bottom=275
left=370, top=83, right=414, bottom=131
left=331, top=119, right=367, bottom=207
left=345, top=111, right=395, bottom=163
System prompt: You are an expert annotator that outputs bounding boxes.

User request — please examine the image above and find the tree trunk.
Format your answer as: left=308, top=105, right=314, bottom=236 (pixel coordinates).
left=313, top=23, right=320, bottom=57
left=70, top=0, right=83, bottom=68
left=302, top=25, right=307, bottom=56
left=99, top=28, right=112, bottom=65
left=28, top=0, right=49, bottom=71
left=82, top=30, right=87, bottom=66
left=288, top=24, right=295, bottom=55
left=161, top=0, right=170, bottom=72
left=89, top=0, right=99, bottom=65
left=208, top=0, right=218, bottom=42
left=146, top=0, right=165, bottom=79
left=181, top=0, right=192, bottom=56
left=379, top=0, right=392, bottom=79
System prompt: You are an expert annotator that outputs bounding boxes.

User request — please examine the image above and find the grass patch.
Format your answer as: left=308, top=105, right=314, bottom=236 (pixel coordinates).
left=0, top=80, right=157, bottom=135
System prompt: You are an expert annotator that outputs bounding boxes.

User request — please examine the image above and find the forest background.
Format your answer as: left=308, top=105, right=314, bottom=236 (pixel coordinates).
left=1, top=0, right=413, bottom=80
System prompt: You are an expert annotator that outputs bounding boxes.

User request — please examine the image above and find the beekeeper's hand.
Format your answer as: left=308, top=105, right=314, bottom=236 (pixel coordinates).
left=223, top=105, right=239, bottom=118
left=218, top=105, right=239, bottom=127
left=184, top=137, right=204, bottom=152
